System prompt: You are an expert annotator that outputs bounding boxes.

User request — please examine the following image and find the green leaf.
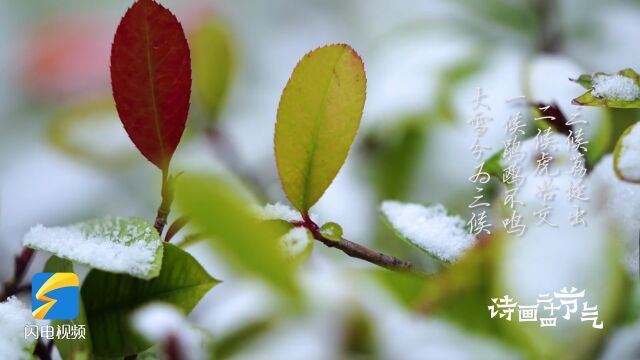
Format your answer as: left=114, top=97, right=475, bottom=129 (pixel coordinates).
left=319, top=222, right=342, bottom=241
left=191, top=18, right=235, bottom=122
left=24, top=217, right=163, bottom=280
left=44, top=256, right=92, bottom=360
left=572, top=69, right=640, bottom=108
left=585, top=109, right=612, bottom=168
left=81, top=243, right=218, bottom=357
left=613, top=121, right=640, bottom=183
left=275, top=44, right=366, bottom=212
left=175, top=174, right=299, bottom=296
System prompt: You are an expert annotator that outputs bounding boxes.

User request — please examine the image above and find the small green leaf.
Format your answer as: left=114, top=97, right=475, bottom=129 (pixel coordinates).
left=24, top=217, right=163, bottom=280
left=572, top=69, right=640, bottom=108
left=275, top=44, right=366, bottom=211
left=319, top=222, right=342, bottom=241
left=175, top=174, right=299, bottom=296
left=191, top=18, right=235, bottom=122
left=81, top=243, right=218, bottom=357
left=44, top=256, right=92, bottom=360
left=570, top=74, right=593, bottom=89
left=613, top=121, right=640, bottom=183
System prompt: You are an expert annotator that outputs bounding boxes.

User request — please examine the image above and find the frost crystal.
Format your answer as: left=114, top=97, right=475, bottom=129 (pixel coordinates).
left=380, top=201, right=476, bottom=261
left=616, top=122, right=640, bottom=181
left=0, top=297, right=35, bottom=359
left=23, top=217, right=162, bottom=278
left=132, top=303, right=207, bottom=360
left=592, top=74, right=640, bottom=101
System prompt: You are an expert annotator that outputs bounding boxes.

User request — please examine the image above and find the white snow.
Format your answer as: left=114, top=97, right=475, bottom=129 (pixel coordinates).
left=253, top=202, right=321, bottom=224
left=132, top=303, right=208, bottom=360
left=0, top=297, right=36, bottom=359
left=380, top=201, right=475, bottom=261
left=592, top=74, right=640, bottom=101
left=279, top=227, right=312, bottom=258
left=253, top=202, right=302, bottom=222
left=23, top=217, right=162, bottom=278
left=616, top=122, right=640, bottom=181
left=590, top=155, right=640, bottom=276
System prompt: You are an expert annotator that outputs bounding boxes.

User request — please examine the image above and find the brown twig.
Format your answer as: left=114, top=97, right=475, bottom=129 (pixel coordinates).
left=295, top=214, right=427, bottom=276
left=1, top=247, right=35, bottom=302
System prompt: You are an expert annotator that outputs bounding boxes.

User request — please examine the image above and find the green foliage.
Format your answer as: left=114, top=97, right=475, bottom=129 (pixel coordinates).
left=275, top=44, right=366, bottom=212
left=25, top=217, right=164, bottom=280
left=613, top=121, right=640, bottom=183
left=175, top=174, right=299, bottom=297
left=191, top=18, right=235, bottom=123
left=494, top=232, right=629, bottom=360
left=44, top=256, right=92, bottom=360
left=572, top=69, right=640, bottom=108
left=212, top=319, right=274, bottom=359
left=319, top=222, right=343, bottom=241
left=47, top=99, right=136, bottom=169
left=585, top=109, right=612, bottom=168
left=627, top=280, right=640, bottom=323
left=414, top=237, right=505, bottom=338
left=434, top=55, right=486, bottom=122
left=379, top=204, right=448, bottom=264
left=370, top=269, right=426, bottom=307
left=365, top=114, right=429, bottom=201
left=81, top=243, right=218, bottom=357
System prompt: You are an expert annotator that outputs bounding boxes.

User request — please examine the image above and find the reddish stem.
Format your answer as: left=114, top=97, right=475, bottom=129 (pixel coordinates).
left=294, top=214, right=422, bottom=275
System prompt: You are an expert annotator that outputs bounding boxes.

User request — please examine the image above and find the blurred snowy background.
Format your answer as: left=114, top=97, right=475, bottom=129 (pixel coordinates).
left=1, top=0, right=639, bottom=359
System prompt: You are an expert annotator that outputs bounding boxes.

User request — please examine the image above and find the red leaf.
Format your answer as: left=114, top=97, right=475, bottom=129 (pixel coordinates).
left=111, top=0, right=191, bottom=170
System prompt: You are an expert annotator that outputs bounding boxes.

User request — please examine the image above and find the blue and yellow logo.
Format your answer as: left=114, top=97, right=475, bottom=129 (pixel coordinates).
left=31, top=272, right=79, bottom=320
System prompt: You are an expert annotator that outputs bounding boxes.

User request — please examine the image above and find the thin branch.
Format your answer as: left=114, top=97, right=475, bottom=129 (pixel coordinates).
left=1, top=247, right=35, bottom=302
left=296, top=214, right=428, bottom=277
